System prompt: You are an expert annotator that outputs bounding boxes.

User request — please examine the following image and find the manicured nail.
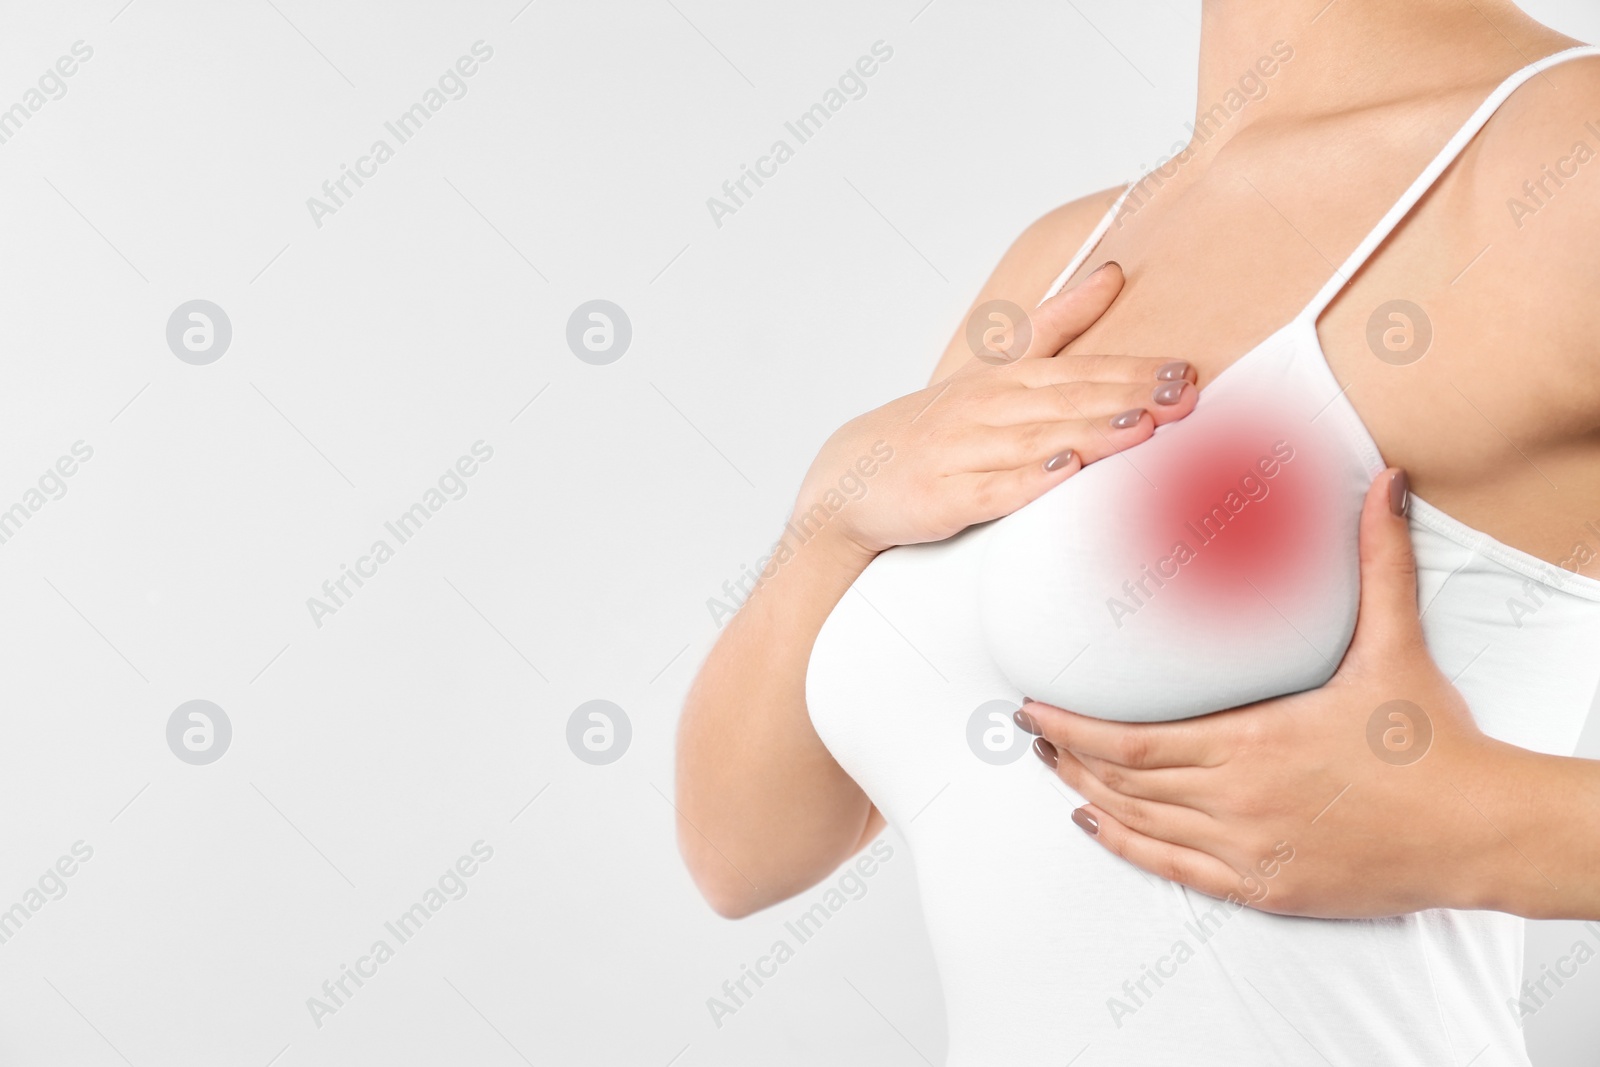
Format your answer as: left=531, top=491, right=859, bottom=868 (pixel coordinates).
left=1072, top=808, right=1100, bottom=836
left=1013, top=708, right=1039, bottom=735
left=1389, top=469, right=1410, bottom=517
left=1090, top=260, right=1121, bottom=277
left=1152, top=381, right=1186, bottom=406
left=1032, top=738, right=1059, bottom=768
left=1155, top=360, right=1191, bottom=381
left=1043, top=449, right=1075, bottom=473
left=1111, top=408, right=1145, bottom=429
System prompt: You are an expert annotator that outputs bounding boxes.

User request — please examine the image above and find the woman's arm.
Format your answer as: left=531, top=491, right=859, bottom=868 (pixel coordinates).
left=1021, top=468, right=1600, bottom=920
left=674, top=518, right=881, bottom=919
left=675, top=190, right=1198, bottom=917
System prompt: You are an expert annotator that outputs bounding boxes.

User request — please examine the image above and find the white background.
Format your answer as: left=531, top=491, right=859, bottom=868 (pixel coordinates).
left=1, top=1, right=1597, bottom=1064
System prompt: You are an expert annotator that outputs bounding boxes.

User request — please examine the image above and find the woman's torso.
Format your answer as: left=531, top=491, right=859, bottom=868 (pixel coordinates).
left=807, top=42, right=1600, bottom=1066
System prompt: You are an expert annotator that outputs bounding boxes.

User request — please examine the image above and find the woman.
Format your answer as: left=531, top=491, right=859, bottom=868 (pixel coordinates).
left=677, top=0, right=1600, bottom=1061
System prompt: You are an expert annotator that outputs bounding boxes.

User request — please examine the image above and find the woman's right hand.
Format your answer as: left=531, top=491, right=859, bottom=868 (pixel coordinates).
left=796, top=264, right=1201, bottom=557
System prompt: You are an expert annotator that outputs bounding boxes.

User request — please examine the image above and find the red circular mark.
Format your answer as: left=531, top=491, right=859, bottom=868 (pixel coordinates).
left=1123, top=412, right=1341, bottom=614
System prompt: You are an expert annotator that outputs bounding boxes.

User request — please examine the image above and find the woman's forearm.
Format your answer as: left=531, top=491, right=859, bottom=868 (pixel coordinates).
left=1470, top=743, right=1600, bottom=919
left=675, top=519, right=880, bottom=918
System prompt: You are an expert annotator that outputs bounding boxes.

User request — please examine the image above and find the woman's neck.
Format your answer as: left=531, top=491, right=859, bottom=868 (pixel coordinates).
left=1192, top=0, right=1560, bottom=140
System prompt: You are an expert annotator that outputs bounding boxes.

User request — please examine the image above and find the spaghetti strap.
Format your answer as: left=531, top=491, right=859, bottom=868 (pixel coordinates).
left=1299, top=44, right=1600, bottom=322
left=1039, top=186, right=1134, bottom=305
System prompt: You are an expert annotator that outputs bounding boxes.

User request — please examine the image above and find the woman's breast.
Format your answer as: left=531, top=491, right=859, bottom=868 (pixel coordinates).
left=807, top=332, right=1377, bottom=821
left=801, top=441, right=1522, bottom=1066
left=801, top=330, right=1599, bottom=1065
left=979, top=347, right=1373, bottom=721
left=807, top=519, right=1025, bottom=828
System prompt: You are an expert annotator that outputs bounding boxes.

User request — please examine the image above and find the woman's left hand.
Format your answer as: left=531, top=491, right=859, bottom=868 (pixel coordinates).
left=1020, top=468, right=1569, bottom=919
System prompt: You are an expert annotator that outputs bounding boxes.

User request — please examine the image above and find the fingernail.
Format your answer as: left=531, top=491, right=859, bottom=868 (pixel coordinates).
left=1111, top=408, right=1145, bottom=429
left=1152, top=381, right=1186, bottom=406
left=1043, top=449, right=1075, bottom=473
left=1032, top=737, right=1059, bottom=768
left=1389, top=469, right=1410, bottom=517
left=1156, top=360, right=1191, bottom=381
left=1090, top=260, right=1121, bottom=277
left=1072, top=808, right=1100, bottom=836
left=1013, top=708, right=1039, bottom=735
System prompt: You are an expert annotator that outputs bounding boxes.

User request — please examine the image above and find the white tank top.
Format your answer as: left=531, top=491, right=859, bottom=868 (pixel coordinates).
left=808, top=45, right=1600, bottom=1065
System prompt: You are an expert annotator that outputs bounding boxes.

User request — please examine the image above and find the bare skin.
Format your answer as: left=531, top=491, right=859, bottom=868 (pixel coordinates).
left=674, top=271, right=1199, bottom=916
left=1052, top=3, right=1600, bottom=565
left=677, top=0, right=1600, bottom=918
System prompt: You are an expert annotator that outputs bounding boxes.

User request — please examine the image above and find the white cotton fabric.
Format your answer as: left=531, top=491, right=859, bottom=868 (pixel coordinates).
left=806, top=46, right=1600, bottom=1066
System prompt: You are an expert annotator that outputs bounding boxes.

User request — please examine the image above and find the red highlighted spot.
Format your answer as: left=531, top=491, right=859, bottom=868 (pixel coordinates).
left=1120, top=414, right=1341, bottom=618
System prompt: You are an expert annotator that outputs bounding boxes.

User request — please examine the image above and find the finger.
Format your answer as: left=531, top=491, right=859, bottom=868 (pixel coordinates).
left=1039, top=742, right=1217, bottom=845
left=965, top=403, right=1169, bottom=470
left=985, top=378, right=1198, bottom=431
left=1044, top=378, right=1197, bottom=432
left=945, top=450, right=1084, bottom=525
left=1021, top=262, right=1125, bottom=358
left=1062, top=405, right=1157, bottom=465
left=1023, top=701, right=1221, bottom=769
left=1069, top=803, right=1247, bottom=901
left=947, top=412, right=1152, bottom=486
left=1348, top=467, right=1423, bottom=656
left=954, top=414, right=1140, bottom=483
left=1011, top=354, right=1197, bottom=389
left=1071, top=750, right=1213, bottom=807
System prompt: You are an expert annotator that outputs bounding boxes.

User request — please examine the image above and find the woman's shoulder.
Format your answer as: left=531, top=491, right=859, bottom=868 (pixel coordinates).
left=1465, top=47, right=1600, bottom=232
left=959, top=186, right=1128, bottom=321
left=1001, top=187, right=1128, bottom=295
left=1438, top=47, right=1600, bottom=421
left=923, top=187, right=1125, bottom=383
left=1468, top=49, right=1600, bottom=349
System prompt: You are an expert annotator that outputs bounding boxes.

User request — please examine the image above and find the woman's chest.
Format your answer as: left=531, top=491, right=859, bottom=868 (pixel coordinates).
left=1049, top=153, right=1598, bottom=570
